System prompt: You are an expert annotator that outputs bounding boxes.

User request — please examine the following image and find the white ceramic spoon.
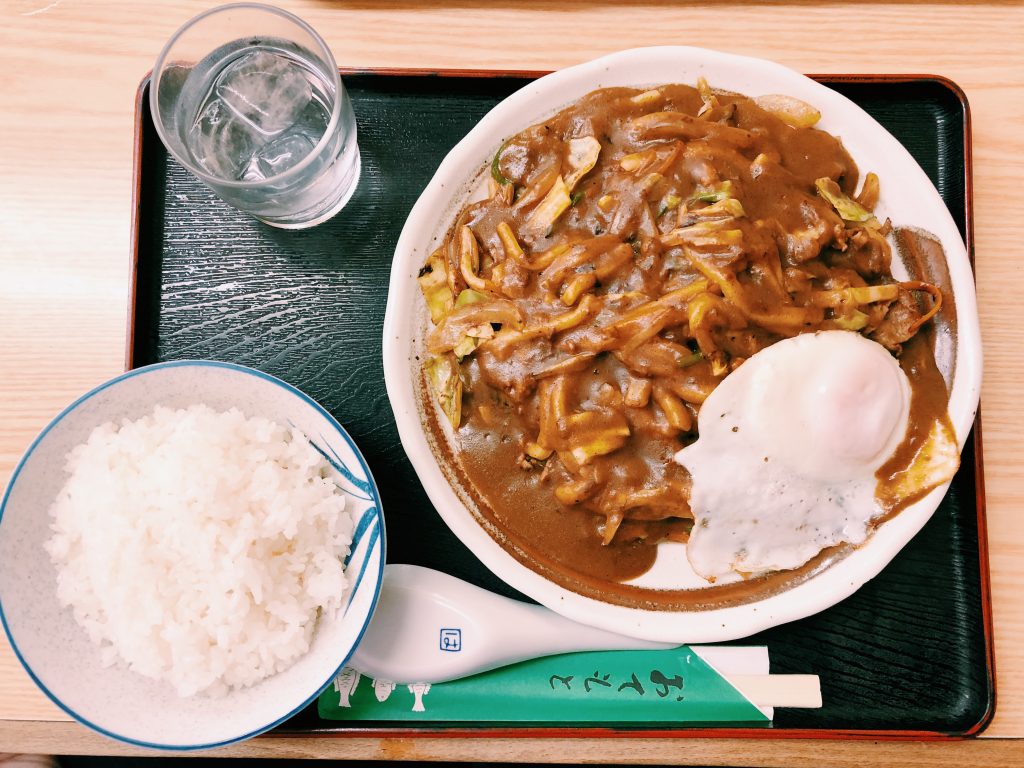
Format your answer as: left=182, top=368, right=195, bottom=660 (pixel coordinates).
left=348, top=564, right=674, bottom=684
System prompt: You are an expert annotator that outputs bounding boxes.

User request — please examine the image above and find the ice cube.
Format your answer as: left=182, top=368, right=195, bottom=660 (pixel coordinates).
left=216, top=50, right=312, bottom=137
left=253, top=132, right=317, bottom=178
left=189, top=97, right=259, bottom=180
left=290, top=97, right=331, bottom=143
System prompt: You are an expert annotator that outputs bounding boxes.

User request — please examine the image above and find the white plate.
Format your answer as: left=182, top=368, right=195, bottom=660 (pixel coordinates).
left=0, top=361, right=385, bottom=749
left=382, top=47, right=982, bottom=642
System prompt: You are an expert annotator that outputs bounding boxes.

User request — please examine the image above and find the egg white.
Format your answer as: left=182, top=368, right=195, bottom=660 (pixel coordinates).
left=675, top=331, right=911, bottom=581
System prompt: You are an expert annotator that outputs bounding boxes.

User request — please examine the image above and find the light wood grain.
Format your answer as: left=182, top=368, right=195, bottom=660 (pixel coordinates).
left=5, top=720, right=1024, bottom=765
left=1, top=0, right=1022, bottom=762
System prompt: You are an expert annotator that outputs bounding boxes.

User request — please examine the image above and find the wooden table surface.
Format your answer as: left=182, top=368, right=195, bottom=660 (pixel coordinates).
left=1, top=1, right=1022, bottom=764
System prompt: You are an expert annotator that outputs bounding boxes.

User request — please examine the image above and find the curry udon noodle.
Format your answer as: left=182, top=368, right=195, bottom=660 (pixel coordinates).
left=416, top=81, right=959, bottom=610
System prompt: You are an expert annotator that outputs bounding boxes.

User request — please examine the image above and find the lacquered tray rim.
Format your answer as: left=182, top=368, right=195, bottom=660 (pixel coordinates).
left=126, top=68, right=992, bottom=741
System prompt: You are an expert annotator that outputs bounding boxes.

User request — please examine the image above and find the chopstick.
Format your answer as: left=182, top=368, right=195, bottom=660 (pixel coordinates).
left=690, top=646, right=821, bottom=709
left=723, top=674, right=822, bottom=708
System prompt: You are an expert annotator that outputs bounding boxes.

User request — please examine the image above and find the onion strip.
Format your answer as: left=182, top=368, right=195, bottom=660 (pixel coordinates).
left=458, top=226, right=494, bottom=294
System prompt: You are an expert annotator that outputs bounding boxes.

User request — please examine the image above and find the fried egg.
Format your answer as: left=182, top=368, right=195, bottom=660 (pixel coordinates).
left=674, top=331, right=912, bottom=581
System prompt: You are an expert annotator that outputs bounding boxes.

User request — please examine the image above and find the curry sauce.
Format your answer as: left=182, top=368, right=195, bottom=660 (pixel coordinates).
left=417, top=82, right=953, bottom=607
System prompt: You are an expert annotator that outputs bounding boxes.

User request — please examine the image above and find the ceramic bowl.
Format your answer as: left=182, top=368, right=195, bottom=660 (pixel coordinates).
left=382, top=46, right=982, bottom=642
left=0, top=360, right=385, bottom=749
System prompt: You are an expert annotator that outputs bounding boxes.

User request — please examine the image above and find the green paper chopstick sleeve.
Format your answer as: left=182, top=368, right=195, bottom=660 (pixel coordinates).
left=318, top=646, right=768, bottom=723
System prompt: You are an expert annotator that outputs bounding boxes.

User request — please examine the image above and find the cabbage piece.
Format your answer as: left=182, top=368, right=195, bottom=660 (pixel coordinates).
left=525, top=442, right=553, bottom=461
left=451, top=290, right=495, bottom=359
left=491, top=140, right=512, bottom=186
left=876, top=419, right=959, bottom=513
left=416, top=249, right=454, bottom=324
left=524, top=175, right=572, bottom=236
left=425, top=355, right=462, bottom=428
left=565, top=410, right=631, bottom=465
left=563, top=136, right=601, bottom=191
left=619, top=150, right=653, bottom=172
left=753, top=94, right=822, bottom=128
left=811, top=284, right=900, bottom=307
left=689, top=180, right=734, bottom=204
left=514, top=162, right=562, bottom=213
left=661, top=218, right=744, bottom=249
left=488, top=175, right=515, bottom=204
left=631, top=88, right=662, bottom=106
left=677, top=197, right=746, bottom=228
left=451, top=337, right=477, bottom=360
left=696, top=76, right=718, bottom=117
left=832, top=309, right=870, bottom=331
left=687, top=292, right=745, bottom=376
left=657, top=194, right=682, bottom=218
left=639, top=172, right=664, bottom=196
left=452, top=322, right=495, bottom=360
left=427, top=298, right=523, bottom=354
left=856, top=172, right=880, bottom=210
left=554, top=476, right=600, bottom=506
left=677, top=349, right=704, bottom=368
left=455, top=289, right=489, bottom=307
left=815, top=178, right=875, bottom=223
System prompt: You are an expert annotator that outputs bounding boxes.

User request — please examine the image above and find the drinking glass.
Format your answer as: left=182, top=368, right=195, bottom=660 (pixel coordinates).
left=151, top=3, right=360, bottom=229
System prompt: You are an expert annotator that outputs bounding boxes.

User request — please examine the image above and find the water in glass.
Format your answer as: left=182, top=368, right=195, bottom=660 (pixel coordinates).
left=174, top=38, right=359, bottom=225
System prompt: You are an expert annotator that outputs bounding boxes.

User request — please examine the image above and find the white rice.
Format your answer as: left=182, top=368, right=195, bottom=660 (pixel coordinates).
left=45, top=404, right=354, bottom=697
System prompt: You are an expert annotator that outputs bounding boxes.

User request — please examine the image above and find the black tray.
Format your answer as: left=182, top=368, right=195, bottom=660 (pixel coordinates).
left=129, top=71, right=992, bottom=737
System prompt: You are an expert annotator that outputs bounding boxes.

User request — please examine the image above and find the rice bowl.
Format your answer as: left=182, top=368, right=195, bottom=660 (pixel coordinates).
left=46, top=404, right=356, bottom=698
left=0, top=361, right=385, bottom=749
